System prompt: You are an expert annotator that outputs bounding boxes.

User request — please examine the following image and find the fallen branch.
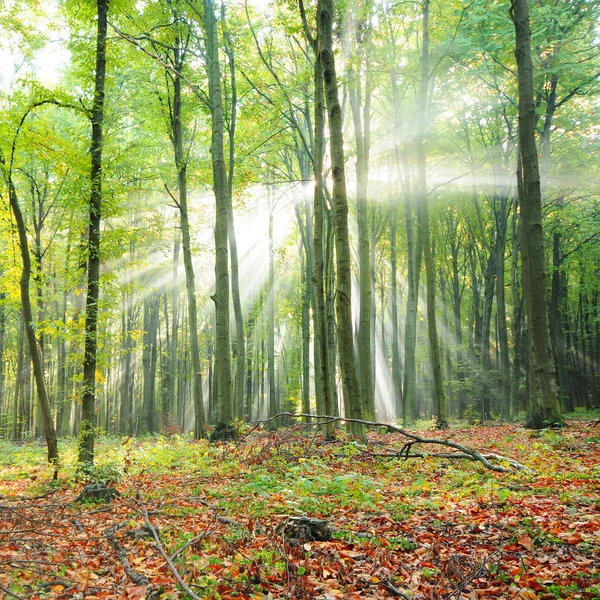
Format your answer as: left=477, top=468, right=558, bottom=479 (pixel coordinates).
left=359, top=447, right=529, bottom=472
left=103, top=525, right=149, bottom=586
left=137, top=496, right=203, bottom=600
left=252, top=413, right=530, bottom=473
left=381, top=579, right=411, bottom=599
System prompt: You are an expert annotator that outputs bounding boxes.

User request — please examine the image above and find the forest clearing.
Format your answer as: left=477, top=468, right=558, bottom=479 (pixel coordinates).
left=1, top=417, right=599, bottom=599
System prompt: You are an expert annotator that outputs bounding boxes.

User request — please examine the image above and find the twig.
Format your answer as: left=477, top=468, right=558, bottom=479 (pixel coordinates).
left=169, top=518, right=218, bottom=561
left=381, top=580, right=411, bottom=599
left=137, top=496, right=203, bottom=600
left=252, top=413, right=530, bottom=473
left=444, top=548, right=502, bottom=599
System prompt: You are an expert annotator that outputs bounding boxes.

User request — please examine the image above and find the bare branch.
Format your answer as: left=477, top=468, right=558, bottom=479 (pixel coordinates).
left=252, top=412, right=530, bottom=473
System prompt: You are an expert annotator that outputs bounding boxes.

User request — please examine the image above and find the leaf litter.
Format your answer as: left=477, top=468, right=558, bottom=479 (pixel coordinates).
left=0, top=421, right=598, bottom=599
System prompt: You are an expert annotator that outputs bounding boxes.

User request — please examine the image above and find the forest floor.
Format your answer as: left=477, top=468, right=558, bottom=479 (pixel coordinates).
left=0, top=417, right=599, bottom=600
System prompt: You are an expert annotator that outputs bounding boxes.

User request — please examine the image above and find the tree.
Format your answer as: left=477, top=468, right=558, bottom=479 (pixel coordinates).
left=317, top=0, right=363, bottom=433
left=0, top=104, right=59, bottom=471
left=510, top=0, right=563, bottom=428
left=202, top=0, right=233, bottom=427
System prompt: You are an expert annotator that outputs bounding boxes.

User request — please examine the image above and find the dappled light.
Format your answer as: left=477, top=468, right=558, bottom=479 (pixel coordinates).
left=0, top=0, right=599, bottom=596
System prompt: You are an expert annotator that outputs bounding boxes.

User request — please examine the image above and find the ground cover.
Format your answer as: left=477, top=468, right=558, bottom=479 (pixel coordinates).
left=0, top=418, right=599, bottom=599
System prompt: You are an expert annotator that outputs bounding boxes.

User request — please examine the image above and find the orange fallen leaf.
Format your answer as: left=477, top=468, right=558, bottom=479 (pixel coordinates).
left=517, top=534, right=533, bottom=549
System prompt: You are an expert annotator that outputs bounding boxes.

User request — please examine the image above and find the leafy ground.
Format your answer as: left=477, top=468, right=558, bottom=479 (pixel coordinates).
left=1, top=418, right=599, bottom=600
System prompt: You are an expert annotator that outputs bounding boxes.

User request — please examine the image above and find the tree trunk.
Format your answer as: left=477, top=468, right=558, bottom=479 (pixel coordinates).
left=479, top=246, right=496, bottom=420
left=268, top=205, right=277, bottom=429
left=318, top=0, right=362, bottom=433
left=301, top=245, right=311, bottom=417
left=510, top=0, right=563, bottom=427
left=312, top=57, right=335, bottom=432
left=221, top=7, right=245, bottom=423
left=4, top=174, right=58, bottom=466
left=349, top=66, right=374, bottom=421
left=169, top=232, right=180, bottom=426
left=497, top=195, right=511, bottom=421
left=449, top=219, right=466, bottom=418
left=390, top=217, right=402, bottom=419
left=205, top=0, right=232, bottom=426
left=415, top=0, right=446, bottom=428
left=170, top=44, right=205, bottom=438
left=79, top=0, right=108, bottom=465
left=142, top=293, right=159, bottom=434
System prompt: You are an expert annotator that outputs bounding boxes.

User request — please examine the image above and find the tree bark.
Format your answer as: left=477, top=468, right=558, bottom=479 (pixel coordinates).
left=390, top=216, right=402, bottom=419
left=349, top=63, right=374, bottom=421
left=221, top=5, right=245, bottom=423
left=204, top=0, right=232, bottom=427
left=510, top=0, right=563, bottom=427
left=2, top=167, right=58, bottom=467
left=317, top=0, right=363, bottom=433
left=79, top=0, right=108, bottom=465
left=415, top=0, right=446, bottom=428
left=170, top=46, right=205, bottom=438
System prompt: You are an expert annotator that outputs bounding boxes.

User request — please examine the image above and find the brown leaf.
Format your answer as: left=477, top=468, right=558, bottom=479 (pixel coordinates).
left=125, top=585, right=147, bottom=599
left=517, top=534, right=533, bottom=549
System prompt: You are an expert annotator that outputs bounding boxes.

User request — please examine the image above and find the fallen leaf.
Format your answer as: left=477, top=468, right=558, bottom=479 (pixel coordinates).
left=517, top=534, right=533, bottom=549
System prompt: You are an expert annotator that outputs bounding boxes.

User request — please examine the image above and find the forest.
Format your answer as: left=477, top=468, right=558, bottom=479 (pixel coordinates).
left=0, top=0, right=599, bottom=598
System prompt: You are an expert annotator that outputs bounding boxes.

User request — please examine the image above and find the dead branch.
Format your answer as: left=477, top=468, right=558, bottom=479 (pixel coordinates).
left=103, top=525, right=149, bottom=586
left=381, top=580, right=411, bottom=599
left=252, top=413, right=530, bottom=473
left=137, top=497, right=203, bottom=600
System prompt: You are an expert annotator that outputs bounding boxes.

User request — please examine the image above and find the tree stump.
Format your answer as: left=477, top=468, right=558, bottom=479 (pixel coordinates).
left=209, top=423, right=238, bottom=442
left=75, top=482, right=120, bottom=503
left=277, top=516, right=333, bottom=542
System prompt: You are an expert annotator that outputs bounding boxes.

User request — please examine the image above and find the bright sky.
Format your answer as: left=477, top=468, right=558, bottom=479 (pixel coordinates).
left=0, top=0, right=70, bottom=92
left=0, top=0, right=270, bottom=92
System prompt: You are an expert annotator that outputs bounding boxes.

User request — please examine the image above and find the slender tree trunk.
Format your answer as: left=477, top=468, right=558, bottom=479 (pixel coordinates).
left=169, top=232, right=180, bottom=426
left=390, top=217, right=402, bottom=419
left=268, top=205, right=277, bottom=428
left=56, top=286, right=68, bottom=435
left=245, top=312, right=254, bottom=420
left=170, top=45, right=205, bottom=438
left=550, top=204, right=571, bottom=411
left=301, top=245, right=311, bottom=417
left=142, top=293, right=159, bottom=434
left=12, top=323, right=24, bottom=440
left=511, top=0, right=563, bottom=427
left=415, top=0, right=446, bottom=428
left=4, top=175, right=58, bottom=466
left=79, top=0, right=108, bottom=465
left=204, top=0, right=232, bottom=426
left=318, top=0, right=362, bottom=433
left=312, top=58, right=335, bottom=432
left=221, top=6, right=245, bottom=422
left=480, top=247, right=496, bottom=420
left=349, top=67, right=374, bottom=421
left=497, top=194, right=511, bottom=420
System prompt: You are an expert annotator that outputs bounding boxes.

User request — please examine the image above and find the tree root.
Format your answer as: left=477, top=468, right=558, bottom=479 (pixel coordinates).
left=253, top=412, right=531, bottom=474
